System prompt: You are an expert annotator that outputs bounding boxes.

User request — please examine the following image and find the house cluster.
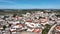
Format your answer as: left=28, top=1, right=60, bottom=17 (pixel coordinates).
left=0, top=11, right=59, bottom=34
left=52, top=23, right=60, bottom=34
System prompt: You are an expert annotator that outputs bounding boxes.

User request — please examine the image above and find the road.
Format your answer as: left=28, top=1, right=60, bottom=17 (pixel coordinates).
left=48, top=24, right=57, bottom=34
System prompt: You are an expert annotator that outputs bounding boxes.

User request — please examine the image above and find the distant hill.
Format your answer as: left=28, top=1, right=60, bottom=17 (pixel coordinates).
left=0, top=9, right=60, bottom=15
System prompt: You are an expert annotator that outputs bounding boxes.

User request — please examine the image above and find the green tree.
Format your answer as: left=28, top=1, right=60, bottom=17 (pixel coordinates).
left=3, top=25, right=7, bottom=30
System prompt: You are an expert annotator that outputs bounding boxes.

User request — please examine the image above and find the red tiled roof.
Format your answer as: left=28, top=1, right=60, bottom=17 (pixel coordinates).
left=33, top=29, right=42, bottom=33
left=16, top=24, right=25, bottom=26
left=12, top=30, right=16, bottom=32
left=55, top=26, right=60, bottom=30
left=26, top=20, right=32, bottom=22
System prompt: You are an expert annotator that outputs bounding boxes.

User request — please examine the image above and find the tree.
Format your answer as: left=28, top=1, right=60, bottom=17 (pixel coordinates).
left=42, top=24, right=51, bottom=34
left=3, top=25, right=7, bottom=30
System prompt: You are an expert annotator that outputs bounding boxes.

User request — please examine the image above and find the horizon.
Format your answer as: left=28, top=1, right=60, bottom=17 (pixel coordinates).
left=0, top=0, right=60, bottom=9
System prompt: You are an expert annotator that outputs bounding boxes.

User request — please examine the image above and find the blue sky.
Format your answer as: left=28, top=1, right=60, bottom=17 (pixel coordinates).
left=0, top=0, right=60, bottom=9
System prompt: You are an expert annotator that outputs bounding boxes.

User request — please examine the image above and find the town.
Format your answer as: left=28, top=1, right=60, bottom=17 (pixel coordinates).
left=0, top=10, right=60, bottom=34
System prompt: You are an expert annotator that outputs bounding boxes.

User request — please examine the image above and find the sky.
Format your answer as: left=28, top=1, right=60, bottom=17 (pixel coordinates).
left=0, top=0, right=60, bottom=9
